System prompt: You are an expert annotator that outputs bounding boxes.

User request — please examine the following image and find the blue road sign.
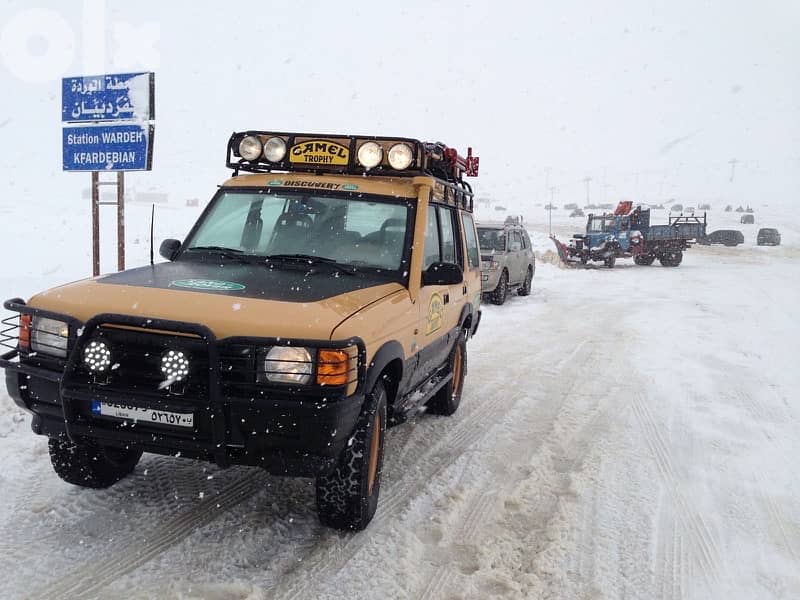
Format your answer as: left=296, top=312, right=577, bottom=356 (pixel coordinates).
left=63, top=123, right=154, bottom=171
left=62, top=72, right=155, bottom=123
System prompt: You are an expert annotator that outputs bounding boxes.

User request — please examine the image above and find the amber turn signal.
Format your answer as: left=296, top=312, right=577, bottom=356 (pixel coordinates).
left=19, top=314, right=31, bottom=350
left=317, top=349, right=349, bottom=386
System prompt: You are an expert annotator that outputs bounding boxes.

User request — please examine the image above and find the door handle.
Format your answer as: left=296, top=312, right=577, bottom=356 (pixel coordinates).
left=443, top=293, right=450, bottom=305
left=462, top=284, right=467, bottom=295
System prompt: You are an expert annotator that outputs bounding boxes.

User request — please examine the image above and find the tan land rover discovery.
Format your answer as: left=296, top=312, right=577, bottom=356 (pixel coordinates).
left=0, top=131, right=482, bottom=530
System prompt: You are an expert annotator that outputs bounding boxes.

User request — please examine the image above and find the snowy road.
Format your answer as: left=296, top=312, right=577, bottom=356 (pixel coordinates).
left=1, top=219, right=799, bottom=599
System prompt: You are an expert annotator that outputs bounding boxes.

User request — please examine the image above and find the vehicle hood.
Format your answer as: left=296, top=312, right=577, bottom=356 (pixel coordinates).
left=27, top=261, right=407, bottom=340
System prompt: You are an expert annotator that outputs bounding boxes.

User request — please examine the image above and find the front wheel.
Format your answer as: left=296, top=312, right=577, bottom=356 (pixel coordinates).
left=490, top=271, right=508, bottom=305
left=49, top=438, right=142, bottom=488
left=316, top=380, right=387, bottom=531
left=427, top=333, right=467, bottom=416
left=517, top=267, right=533, bottom=296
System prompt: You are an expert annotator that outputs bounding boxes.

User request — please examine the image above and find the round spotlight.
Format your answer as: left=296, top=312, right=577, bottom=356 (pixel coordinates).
left=161, top=350, right=190, bottom=382
left=263, top=137, right=287, bottom=162
left=83, top=340, right=112, bottom=372
left=238, top=136, right=262, bottom=161
left=388, top=143, right=414, bottom=170
left=357, top=142, right=383, bottom=169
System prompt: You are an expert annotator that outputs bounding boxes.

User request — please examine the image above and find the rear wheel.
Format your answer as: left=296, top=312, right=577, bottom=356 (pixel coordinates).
left=316, top=380, right=387, bottom=531
left=48, top=438, right=142, bottom=488
left=427, top=333, right=467, bottom=416
left=659, top=250, right=683, bottom=267
left=517, top=266, right=533, bottom=296
left=634, top=254, right=655, bottom=266
left=490, top=270, right=508, bottom=305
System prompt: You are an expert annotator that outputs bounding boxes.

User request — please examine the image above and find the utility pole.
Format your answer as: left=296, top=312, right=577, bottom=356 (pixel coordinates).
left=728, top=158, right=738, bottom=183
left=548, top=186, right=557, bottom=236
left=583, top=176, right=592, bottom=205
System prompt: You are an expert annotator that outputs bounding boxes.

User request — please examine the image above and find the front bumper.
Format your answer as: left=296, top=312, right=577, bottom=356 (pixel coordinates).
left=1, top=302, right=366, bottom=477
left=480, top=269, right=501, bottom=292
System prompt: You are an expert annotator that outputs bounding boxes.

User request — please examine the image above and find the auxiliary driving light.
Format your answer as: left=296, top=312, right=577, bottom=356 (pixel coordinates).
left=238, top=135, right=263, bottom=161
left=357, top=141, right=383, bottom=169
left=263, top=137, right=287, bottom=162
left=83, top=340, right=112, bottom=372
left=161, top=350, right=190, bottom=382
left=387, top=143, right=413, bottom=170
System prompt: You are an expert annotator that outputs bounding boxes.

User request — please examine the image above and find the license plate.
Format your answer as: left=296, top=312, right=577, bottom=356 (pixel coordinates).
left=91, top=401, right=194, bottom=428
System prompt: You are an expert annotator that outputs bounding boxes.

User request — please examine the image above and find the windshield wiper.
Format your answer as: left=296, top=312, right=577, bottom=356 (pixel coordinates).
left=184, top=246, right=251, bottom=262
left=263, top=254, right=357, bottom=276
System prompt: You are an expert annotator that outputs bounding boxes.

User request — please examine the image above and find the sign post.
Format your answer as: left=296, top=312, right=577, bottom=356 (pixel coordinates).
left=61, top=72, right=155, bottom=276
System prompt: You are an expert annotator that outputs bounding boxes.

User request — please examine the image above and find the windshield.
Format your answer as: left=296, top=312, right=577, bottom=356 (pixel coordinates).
left=183, top=190, right=412, bottom=272
left=588, top=217, right=614, bottom=233
left=477, top=228, right=506, bottom=251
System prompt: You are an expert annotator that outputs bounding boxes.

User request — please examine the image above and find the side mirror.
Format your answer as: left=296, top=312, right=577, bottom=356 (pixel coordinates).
left=422, top=262, right=463, bottom=286
left=159, top=239, right=181, bottom=261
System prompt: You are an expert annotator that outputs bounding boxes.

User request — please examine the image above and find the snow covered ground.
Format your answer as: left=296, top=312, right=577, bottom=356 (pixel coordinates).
left=1, top=202, right=799, bottom=599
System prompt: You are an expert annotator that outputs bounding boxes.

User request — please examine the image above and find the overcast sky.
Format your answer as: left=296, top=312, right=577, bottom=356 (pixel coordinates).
left=1, top=0, right=798, bottom=211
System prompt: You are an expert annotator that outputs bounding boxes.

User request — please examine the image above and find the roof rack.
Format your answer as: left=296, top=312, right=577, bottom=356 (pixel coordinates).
left=226, top=131, right=478, bottom=193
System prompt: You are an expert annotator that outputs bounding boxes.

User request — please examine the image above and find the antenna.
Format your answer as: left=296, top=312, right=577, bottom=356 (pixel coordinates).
left=149, top=204, right=155, bottom=266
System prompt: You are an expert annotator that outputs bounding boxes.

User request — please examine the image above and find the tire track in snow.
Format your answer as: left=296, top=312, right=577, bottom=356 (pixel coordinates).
left=631, top=392, right=723, bottom=587
left=415, top=342, right=606, bottom=599
left=30, top=470, right=268, bottom=600
left=272, top=330, right=575, bottom=600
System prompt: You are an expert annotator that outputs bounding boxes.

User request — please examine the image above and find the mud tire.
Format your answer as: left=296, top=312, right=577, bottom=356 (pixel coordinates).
left=316, top=380, right=387, bottom=531
left=48, top=438, right=142, bottom=489
left=427, top=334, right=467, bottom=416
left=490, top=270, right=508, bottom=305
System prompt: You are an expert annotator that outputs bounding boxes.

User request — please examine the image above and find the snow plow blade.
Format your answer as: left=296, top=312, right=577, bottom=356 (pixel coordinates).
left=549, top=235, right=581, bottom=267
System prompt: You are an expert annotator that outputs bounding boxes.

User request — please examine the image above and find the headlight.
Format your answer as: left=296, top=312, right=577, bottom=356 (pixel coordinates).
left=31, top=317, right=69, bottom=357
left=238, top=135, right=262, bottom=161
left=263, top=137, right=287, bottom=162
left=387, top=143, right=413, bottom=170
left=260, top=346, right=313, bottom=385
left=357, top=141, right=383, bottom=169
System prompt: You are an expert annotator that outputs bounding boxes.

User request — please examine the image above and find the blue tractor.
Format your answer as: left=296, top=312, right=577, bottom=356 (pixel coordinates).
left=551, top=202, right=706, bottom=268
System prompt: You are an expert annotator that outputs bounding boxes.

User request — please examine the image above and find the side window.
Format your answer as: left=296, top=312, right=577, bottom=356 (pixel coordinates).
left=461, top=212, right=480, bottom=269
left=511, top=230, right=522, bottom=250
left=423, top=206, right=440, bottom=269
left=437, top=206, right=460, bottom=266
left=523, top=231, right=532, bottom=250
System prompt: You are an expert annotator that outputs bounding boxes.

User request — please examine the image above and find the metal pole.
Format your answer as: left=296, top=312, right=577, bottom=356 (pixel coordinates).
left=117, top=172, right=125, bottom=271
left=91, top=171, right=100, bottom=276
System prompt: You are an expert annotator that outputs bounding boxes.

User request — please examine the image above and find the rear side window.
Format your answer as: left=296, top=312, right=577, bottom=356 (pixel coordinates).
left=461, top=212, right=480, bottom=268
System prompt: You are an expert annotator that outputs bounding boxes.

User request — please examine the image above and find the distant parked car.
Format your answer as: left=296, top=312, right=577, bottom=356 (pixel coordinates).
left=735, top=206, right=744, bottom=212
left=494, top=205, right=507, bottom=211
left=740, top=214, right=755, bottom=224
left=563, top=202, right=578, bottom=210
left=757, top=228, right=781, bottom=246
left=699, top=203, right=711, bottom=210
left=569, top=208, right=585, bottom=218
left=544, top=204, right=558, bottom=210
left=671, top=204, right=683, bottom=212
left=725, top=205, right=733, bottom=212
left=685, top=206, right=695, bottom=213
left=698, top=229, right=744, bottom=246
